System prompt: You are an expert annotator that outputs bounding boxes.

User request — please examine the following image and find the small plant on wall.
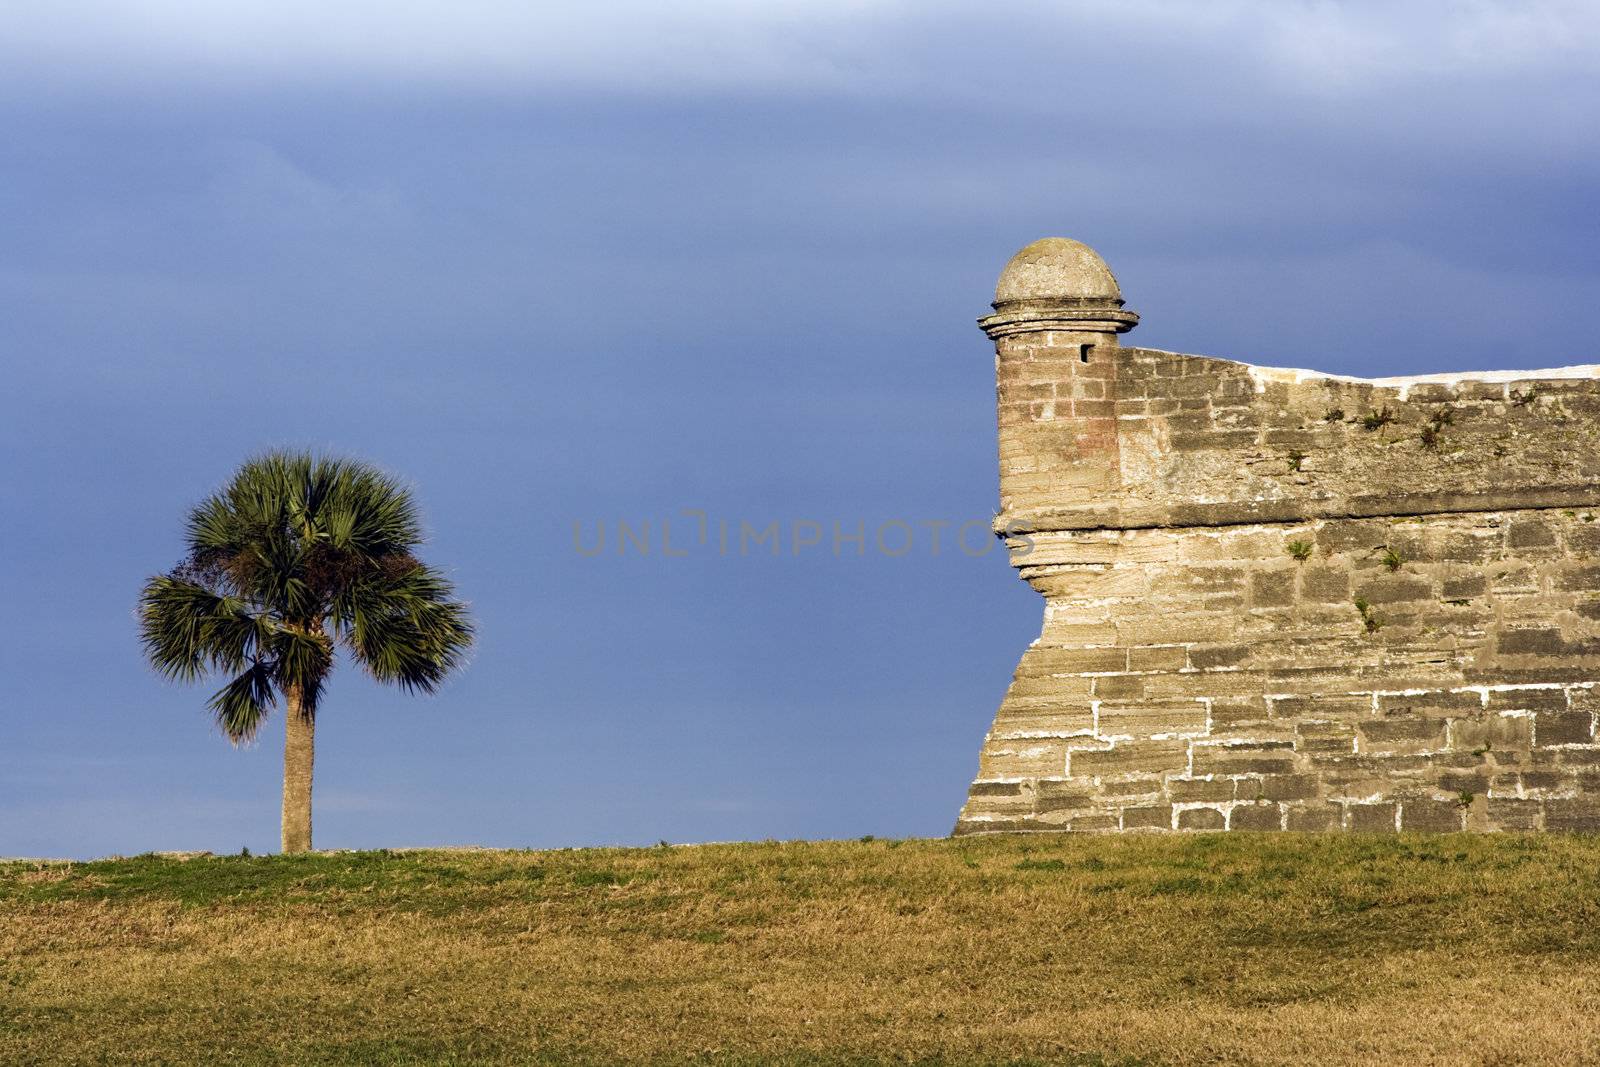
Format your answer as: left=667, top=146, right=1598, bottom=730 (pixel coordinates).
left=1360, top=407, right=1395, bottom=431
left=1287, top=539, right=1314, bottom=562
left=1354, top=596, right=1383, bottom=633
left=1286, top=450, right=1308, bottom=472
left=1420, top=406, right=1454, bottom=450
left=1380, top=547, right=1406, bottom=571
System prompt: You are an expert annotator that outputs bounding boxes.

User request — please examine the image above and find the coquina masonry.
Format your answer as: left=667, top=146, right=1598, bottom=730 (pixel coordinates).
left=955, top=238, right=1600, bottom=834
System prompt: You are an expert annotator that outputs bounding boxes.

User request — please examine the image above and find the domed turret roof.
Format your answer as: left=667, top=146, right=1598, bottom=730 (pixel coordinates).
left=994, top=237, right=1122, bottom=304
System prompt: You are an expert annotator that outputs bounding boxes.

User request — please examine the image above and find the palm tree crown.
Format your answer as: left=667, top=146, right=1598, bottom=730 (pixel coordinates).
left=139, top=452, right=472, bottom=850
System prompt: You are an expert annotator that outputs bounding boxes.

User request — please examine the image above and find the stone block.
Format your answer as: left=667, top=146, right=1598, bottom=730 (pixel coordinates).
left=1229, top=803, right=1283, bottom=831
left=1295, top=720, right=1356, bottom=754
left=1092, top=675, right=1147, bottom=701
left=1212, top=727, right=1299, bottom=752
left=1180, top=530, right=1283, bottom=563
left=967, top=781, right=1025, bottom=798
left=1168, top=777, right=1233, bottom=803
left=1151, top=565, right=1248, bottom=596
left=1191, top=743, right=1296, bottom=776
left=1497, top=628, right=1567, bottom=657
left=1555, top=566, right=1600, bottom=592
left=1097, top=702, right=1208, bottom=739
left=1097, top=775, right=1165, bottom=798
left=1033, top=622, right=1119, bottom=646
left=1286, top=803, right=1342, bottom=831
left=978, top=740, right=1067, bottom=779
left=1357, top=719, right=1448, bottom=755
left=1449, top=713, right=1533, bottom=753
left=1189, top=643, right=1253, bottom=670
left=1143, top=670, right=1272, bottom=701
left=1121, top=805, right=1174, bottom=830
left=1021, top=647, right=1128, bottom=674
left=952, top=817, right=1028, bottom=835
left=1208, top=696, right=1270, bottom=728
left=1310, top=752, right=1432, bottom=783
left=1128, top=645, right=1187, bottom=671
left=1319, top=522, right=1389, bottom=556
left=1178, top=806, right=1226, bottom=830
left=1441, top=573, right=1488, bottom=599
left=1490, top=565, right=1541, bottom=596
left=1270, top=694, right=1375, bottom=720
left=1068, top=740, right=1189, bottom=777
left=1486, top=688, right=1567, bottom=713
left=1545, top=798, right=1600, bottom=831
left=1567, top=526, right=1600, bottom=554
left=991, top=701, right=1096, bottom=738
left=1537, top=709, right=1594, bottom=746
left=1116, top=612, right=1239, bottom=645
left=1256, top=774, right=1321, bottom=801
left=1436, top=770, right=1491, bottom=796
left=1400, top=799, right=1465, bottom=832
left=1434, top=750, right=1489, bottom=770
left=1378, top=690, right=1483, bottom=718
left=1005, top=674, right=1099, bottom=701
left=1032, top=567, right=1149, bottom=600
left=1517, top=770, right=1566, bottom=794
left=1348, top=802, right=1398, bottom=832
left=1572, top=688, right=1600, bottom=712
left=1507, top=519, right=1559, bottom=549
left=1033, top=780, right=1097, bottom=813
left=1486, top=798, right=1541, bottom=831
left=1354, top=575, right=1435, bottom=606
left=1249, top=571, right=1296, bottom=608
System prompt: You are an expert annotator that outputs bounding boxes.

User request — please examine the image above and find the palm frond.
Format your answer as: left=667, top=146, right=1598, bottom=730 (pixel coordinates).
left=206, top=660, right=277, bottom=743
left=337, top=563, right=473, bottom=693
left=318, top=460, right=423, bottom=555
left=139, top=576, right=273, bottom=680
left=268, top=626, right=334, bottom=715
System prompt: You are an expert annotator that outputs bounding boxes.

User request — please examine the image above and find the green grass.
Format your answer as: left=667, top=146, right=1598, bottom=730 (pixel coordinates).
left=4, top=834, right=1600, bottom=1065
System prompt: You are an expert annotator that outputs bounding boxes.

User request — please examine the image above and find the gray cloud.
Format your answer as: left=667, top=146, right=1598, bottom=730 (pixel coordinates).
left=6, top=1, right=1597, bottom=97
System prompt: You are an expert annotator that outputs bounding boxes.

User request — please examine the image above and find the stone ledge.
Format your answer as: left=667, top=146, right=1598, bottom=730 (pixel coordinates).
left=999, top=489, right=1600, bottom=537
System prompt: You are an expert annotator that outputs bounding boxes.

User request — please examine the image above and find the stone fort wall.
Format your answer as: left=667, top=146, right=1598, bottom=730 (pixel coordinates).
left=955, top=238, right=1600, bottom=833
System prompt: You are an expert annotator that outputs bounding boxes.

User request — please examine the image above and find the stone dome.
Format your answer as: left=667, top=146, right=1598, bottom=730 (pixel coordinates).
left=994, top=237, right=1122, bottom=305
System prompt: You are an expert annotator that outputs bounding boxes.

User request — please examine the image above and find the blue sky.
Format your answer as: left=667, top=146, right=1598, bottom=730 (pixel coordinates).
left=2, top=1, right=1597, bottom=857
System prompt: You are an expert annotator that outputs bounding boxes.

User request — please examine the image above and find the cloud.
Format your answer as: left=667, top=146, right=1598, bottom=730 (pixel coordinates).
left=4, top=1, right=1597, bottom=99
left=3, top=0, right=904, bottom=95
left=1242, top=0, right=1600, bottom=92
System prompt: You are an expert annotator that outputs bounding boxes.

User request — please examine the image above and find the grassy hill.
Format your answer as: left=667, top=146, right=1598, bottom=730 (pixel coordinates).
left=4, top=833, right=1600, bottom=1065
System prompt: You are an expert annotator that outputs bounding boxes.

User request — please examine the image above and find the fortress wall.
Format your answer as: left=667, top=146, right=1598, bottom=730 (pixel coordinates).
left=957, top=238, right=1600, bottom=833
left=1002, top=340, right=1600, bottom=529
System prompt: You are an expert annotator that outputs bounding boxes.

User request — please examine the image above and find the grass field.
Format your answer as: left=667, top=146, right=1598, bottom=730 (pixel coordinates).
left=4, top=834, right=1600, bottom=1065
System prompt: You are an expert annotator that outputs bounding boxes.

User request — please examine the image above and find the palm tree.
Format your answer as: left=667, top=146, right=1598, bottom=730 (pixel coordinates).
left=139, top=451, right=473, bottom=853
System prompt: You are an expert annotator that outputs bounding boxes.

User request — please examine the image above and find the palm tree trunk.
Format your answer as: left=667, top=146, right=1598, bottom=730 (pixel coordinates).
left=281, top=683, right=314, bottom=854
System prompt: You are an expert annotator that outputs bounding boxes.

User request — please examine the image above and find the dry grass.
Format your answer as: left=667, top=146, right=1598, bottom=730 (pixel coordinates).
left=3, top=834, right=1600, bottom=1065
